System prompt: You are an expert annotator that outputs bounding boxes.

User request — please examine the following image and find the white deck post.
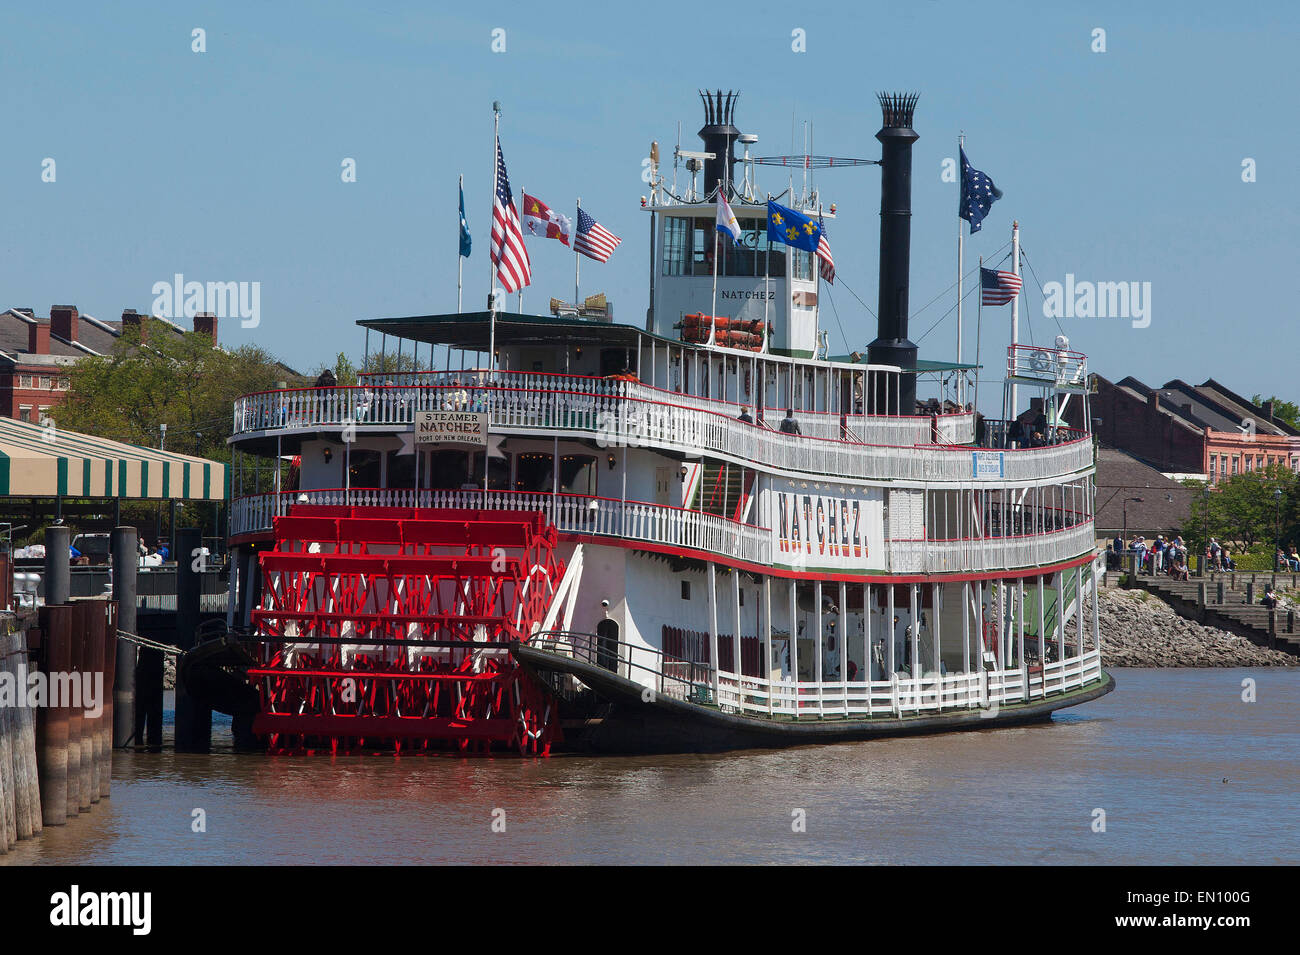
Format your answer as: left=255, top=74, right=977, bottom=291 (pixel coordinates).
left=814, top=580, right=824, bottom=716
left=1055, top=570, right=1065, bottom=692
left=1037, top=574, right=1046, bottom=696
left=763, top=575, right=773, bottom=715
left=708, top=562, right=720, bottom=703
left=839, top=580, right=849, bottom=713
left=1018, top=577, right=1027, bottom=700
left=932, top=582, right=942, bottom=710
left=961, top=579, right=970, bottom=679
left=886, top=583, right=895, bottom=676
left=909, top=582, right=920, bottom=681
left=1091, top=560, right=1101, bottom=664
left=732, top=569, right=742, bottom=707
left=863, top=583, right=873, bottom=686
left=788, top=578, right=799, bottom=715
left=1075, top=564, right=1085, bottom=664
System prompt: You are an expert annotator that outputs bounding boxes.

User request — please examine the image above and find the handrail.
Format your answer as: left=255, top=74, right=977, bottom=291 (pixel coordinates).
left=230, top=487, right=773, bottom=565
left=229, top=489, right=1096, bottom=574
left=529, top=628, right=1105, bottom=720
left=231, top=383, right=1094, bottom=485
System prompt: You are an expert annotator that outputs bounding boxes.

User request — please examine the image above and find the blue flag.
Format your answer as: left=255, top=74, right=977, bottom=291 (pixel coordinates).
left=459, top=180, right=472, bottom=258
left=959, top=147, right=1002, bottom=234
left=766, top=200, right=822, bottom=252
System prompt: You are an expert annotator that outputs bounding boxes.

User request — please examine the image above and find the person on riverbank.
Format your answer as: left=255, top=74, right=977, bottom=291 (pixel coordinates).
left=1152, top=535, right=1167, bottom=574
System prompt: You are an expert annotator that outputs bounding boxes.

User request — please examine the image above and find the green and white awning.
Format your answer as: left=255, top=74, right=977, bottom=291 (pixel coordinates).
left=0, top=417, right=226, bottom=501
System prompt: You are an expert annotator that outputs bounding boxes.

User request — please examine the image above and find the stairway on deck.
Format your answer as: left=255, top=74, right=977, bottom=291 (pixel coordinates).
left=1121, top=570, right=1300, bottom=654
left=694, top=461, right=747, bottom=519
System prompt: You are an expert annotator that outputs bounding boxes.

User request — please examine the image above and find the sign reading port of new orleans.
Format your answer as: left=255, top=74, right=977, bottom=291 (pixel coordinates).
left=415, top=410, right=488, bottom=447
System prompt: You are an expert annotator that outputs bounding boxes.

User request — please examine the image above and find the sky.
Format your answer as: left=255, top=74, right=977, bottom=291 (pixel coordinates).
left=2, top=1, right=1297, bottom=412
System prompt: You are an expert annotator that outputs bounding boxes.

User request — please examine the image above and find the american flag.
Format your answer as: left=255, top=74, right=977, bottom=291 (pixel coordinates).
left=490, top=139, right=531, bottom=293
left=574, top=208, right=621, bottom=262
left=959, top=147, right=1002, bottom=234
left=816, top=214, right=835, bottom=285
left=981, top=266, right=1022, bottom=306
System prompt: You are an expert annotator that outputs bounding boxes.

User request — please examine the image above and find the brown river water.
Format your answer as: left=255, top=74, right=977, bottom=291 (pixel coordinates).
left=4, top=668, right=1297, bottom=865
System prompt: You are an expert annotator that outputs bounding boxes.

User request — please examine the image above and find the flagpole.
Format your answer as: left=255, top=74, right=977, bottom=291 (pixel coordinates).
left=974, top=254, right=983, bottom=416
left=956, top=132, right=965, bottom=408
left=709, top=180, right=720, bottom=347
left=763, top=194, right=771, bottom=355
left=575, top=197, right=581, bottom=306
left=485, top=102, right=500, bottom=499
left=1009, top=219, right=1021, bottom=421
left=458, top=173, right=465, bottom=314
left=517, top=182, right=525, bottom=313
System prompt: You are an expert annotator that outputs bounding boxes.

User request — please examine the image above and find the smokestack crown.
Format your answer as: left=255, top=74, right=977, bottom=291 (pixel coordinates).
left=698, top=89, right=740, bottom=197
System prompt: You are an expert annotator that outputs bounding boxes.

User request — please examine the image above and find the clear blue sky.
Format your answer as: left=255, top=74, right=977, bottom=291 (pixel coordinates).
left=2, top=1, right=1296, bottom=410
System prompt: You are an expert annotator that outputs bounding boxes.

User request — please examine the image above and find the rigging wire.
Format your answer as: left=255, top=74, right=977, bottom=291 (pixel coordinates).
left=821, top=283, right=853, bottom=355
left=1019, top=247, right=1067, bottom=339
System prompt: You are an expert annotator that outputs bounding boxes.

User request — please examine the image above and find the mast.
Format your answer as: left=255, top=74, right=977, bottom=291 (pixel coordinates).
left=1009, top=220, right=1021, bottom=421
left=956, top=132, right=965, bottom=406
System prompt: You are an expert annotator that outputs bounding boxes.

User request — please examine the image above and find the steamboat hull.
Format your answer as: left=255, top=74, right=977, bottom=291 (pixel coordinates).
left=515, top=643, right=1116, bottom=754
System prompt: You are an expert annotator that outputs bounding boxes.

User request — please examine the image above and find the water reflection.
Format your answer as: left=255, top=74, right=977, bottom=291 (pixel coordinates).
left=4, top=669, right=1297, bottom=865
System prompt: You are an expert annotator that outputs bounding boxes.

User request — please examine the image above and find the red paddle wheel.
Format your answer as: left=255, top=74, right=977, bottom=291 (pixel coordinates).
left=248, top=505, right=565, bottom=756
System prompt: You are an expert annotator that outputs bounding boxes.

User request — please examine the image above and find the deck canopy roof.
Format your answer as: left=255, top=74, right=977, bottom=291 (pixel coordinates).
left=0, top=417, right=226, bottom=500
left=358, top=311, right=664, bottom=352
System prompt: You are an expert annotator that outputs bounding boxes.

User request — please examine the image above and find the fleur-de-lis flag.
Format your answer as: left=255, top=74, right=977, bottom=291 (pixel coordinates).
left=766, top=200, right=822, bottom=253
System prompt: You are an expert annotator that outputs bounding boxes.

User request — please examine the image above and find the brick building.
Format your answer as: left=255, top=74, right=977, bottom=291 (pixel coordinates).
left=1061, top=374, right=1300, bottom=483
left=0, top=305, right=220, bottom=422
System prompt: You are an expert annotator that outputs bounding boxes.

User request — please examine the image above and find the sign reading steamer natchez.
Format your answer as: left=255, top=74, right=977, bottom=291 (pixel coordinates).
left=767, top=486, right=888, bottom=573
left=415, top=411, right=488, bottom=447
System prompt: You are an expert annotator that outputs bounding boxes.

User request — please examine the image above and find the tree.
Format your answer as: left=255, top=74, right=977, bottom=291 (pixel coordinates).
left=1186, top=463, right=1299, bottom=553
left=309, top=350, right=420, bottom=386
left=1250, top=394, right=1300, bottom=430
left=53, top=317, right=301, bottom=463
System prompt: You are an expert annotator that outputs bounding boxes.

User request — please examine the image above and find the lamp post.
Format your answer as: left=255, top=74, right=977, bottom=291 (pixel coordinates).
left=1273, top=486, right=1283, bottom=572
left=1202, top=484, right=1210, bottom=575
left=1122, top=496, right=1143, bottom=574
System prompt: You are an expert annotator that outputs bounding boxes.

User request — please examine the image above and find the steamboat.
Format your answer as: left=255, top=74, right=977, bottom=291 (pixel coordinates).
left=210, top=90, right=1113, bottom=754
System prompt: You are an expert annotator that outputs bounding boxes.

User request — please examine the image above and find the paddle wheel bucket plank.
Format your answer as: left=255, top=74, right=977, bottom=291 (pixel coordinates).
left=249, top=505, right=565, bottom=755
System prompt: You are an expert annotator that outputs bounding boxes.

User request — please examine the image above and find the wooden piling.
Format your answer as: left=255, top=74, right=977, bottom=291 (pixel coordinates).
left=35, top=604, right=70, bottom=827
left=6, top=628, right=38, bottom=840
left=1, top=624, right=16, bottom=851
left=100, top=600, right=116, bottom=799
left=84, top=602, right=103, bottom=804
left=74, top=602, right=93, bottom=813
left=65, top=602, right=84, bottom=818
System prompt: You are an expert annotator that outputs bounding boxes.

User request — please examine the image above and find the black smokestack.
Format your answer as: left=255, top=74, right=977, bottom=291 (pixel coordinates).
left=866, top=92, right=920, bottom=413
left=698, top=89, right=739, bottom=198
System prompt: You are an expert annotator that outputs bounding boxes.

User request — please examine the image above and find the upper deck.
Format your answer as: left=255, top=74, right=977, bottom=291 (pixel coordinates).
left=230, top=313, right=1093, bottom=487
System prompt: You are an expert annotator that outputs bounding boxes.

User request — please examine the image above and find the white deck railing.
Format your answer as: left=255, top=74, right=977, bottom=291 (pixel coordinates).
left=230, top=487, right=773, bottom=564
left=231, top=489, right=1095, bottom=573
left=889, top=522, right=1097, bottom=574
left=712, top=648, right=1104, bottom=719
left=232, top=382, right=1091, bottom=484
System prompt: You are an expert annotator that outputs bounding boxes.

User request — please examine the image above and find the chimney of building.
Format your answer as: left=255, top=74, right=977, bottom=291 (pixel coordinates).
left=697, top=89, right=740, bottom=199
left=866, top=92, right=920, bottom=412
left=121, top=308, right=146, bottom=343
left=27, top=322, right=51, bottom=355
left=1148, top=392, right=1160, bottom=410
left=50, top=305, right=79, bottom=344
left=193, top=312, right=218, bottom=344
left=1262, top=399, right=1275, bottom=422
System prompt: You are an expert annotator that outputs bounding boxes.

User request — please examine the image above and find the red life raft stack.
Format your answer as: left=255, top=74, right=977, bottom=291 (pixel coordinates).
left=247, top=504, right=565, bottom=755
left=675, top=313, right=770, bottom=351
